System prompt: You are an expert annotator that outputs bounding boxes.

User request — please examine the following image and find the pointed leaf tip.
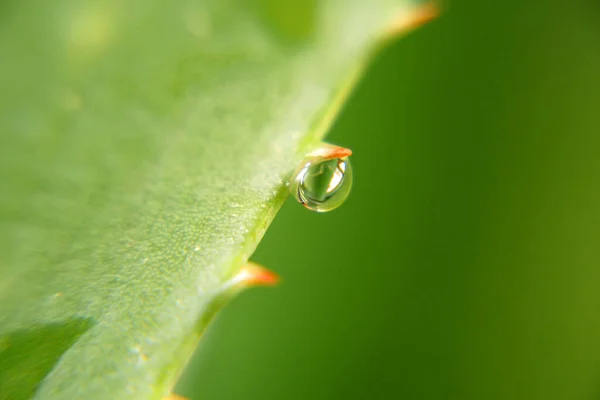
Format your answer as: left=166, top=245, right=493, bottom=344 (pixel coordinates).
left=162, top=394, right=188, bottom=400
left=306, top=144, right=352, bottom=160
left=224, top=262, right=280, bottom=290
left=382, top=2, right=439, bottom=39
left=239, top=262, right=280, bottom=287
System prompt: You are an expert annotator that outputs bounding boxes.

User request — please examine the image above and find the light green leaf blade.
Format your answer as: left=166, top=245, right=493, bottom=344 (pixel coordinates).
left=0, top=1, right=431, bottom=399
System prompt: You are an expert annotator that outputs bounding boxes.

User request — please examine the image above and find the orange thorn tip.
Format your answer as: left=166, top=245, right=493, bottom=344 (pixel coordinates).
left=162, top=394, right=188, bottom=400
left=382, top=2, right=440, bottom=39
left=307, top=144, right=352, bottom=160
left=234, top=262, right=280, bottom=287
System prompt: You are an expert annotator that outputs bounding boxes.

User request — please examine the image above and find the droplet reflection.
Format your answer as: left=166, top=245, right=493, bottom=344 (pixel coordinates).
left=291, top=157, right=353, bottom=212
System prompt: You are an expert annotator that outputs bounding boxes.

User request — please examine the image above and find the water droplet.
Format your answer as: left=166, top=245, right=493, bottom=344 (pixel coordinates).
left=291, top=156, right=353, bottom=212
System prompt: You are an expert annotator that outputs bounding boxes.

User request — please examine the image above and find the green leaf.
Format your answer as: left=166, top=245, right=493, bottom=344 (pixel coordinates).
left=0, top=1, right=431, bottom=399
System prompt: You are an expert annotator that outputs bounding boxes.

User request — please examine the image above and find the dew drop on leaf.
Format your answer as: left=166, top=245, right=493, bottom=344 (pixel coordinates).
left=291, top=156, right=353, bottom=212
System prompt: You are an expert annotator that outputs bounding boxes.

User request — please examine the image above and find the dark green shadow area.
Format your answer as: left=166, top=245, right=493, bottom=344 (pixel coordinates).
left=0, top=318, right=94, bottom=400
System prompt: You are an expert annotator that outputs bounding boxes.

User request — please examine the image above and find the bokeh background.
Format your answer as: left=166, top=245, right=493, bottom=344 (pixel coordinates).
left=178, top=1, right=600, bottom=399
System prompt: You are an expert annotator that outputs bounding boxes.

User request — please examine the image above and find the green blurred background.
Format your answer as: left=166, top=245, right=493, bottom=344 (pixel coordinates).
left=178, top=1, right=600, bottom=399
